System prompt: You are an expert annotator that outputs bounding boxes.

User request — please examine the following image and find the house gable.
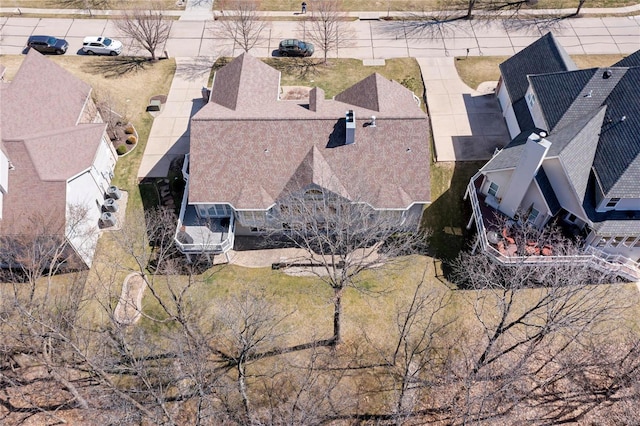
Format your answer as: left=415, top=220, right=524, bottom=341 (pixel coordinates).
left=190, top=54, right=430, bottom=212
left=499, top=32, right=577, bottom=108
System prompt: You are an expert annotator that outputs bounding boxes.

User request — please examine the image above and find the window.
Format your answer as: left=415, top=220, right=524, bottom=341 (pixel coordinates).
left=611, top=236, right=624, bottom=247
left=526, top=92, right=536, bottom=108
left=606, top=198, right=620, bottom=208
left=527, top=208, right=540, bottom=224
left=305, top=188, right=324, bottom=200
left=488, top=182, right=499, bottom=197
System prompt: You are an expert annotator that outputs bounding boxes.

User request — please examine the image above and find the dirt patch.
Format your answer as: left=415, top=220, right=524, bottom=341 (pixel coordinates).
left=281, top=85, right=311, bottom=100
left=114, top=273, right=147, bottom=325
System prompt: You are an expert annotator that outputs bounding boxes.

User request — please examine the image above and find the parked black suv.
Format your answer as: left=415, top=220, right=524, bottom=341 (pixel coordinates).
left=26, top=35, right=69, bottom=55
left=278, top=39, right=314, bottom=57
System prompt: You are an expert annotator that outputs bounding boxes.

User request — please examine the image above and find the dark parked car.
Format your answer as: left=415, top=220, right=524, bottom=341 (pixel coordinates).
left=278, top=39, right=314, bottom=57
left=27, top=35, right=69, bottom=55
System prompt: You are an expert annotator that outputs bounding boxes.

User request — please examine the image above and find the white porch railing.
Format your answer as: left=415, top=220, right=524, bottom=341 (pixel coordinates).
left=174, top=169, right=235, bottom=255
left=465, top=175, right=640, bottom=281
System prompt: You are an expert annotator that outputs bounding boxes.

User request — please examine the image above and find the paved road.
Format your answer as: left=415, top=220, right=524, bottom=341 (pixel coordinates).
left=1, top=14, right=639, bottom=58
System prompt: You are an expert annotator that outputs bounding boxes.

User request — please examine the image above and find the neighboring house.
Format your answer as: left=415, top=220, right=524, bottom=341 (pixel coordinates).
left=177, top=53, right=430, bottom=261
left=467, top=33, right=640, bottom=280
left=0, top=50, right=118, bottom=269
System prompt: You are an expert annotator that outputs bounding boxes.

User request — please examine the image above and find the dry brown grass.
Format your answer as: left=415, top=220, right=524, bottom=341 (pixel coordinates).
left=3, top=0, right=182, bottom=10
left=455, top=53, right=628, bottom=91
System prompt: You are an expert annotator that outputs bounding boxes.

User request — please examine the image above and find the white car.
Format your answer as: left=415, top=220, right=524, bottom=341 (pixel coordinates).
left=82, top=36, right=123, bottom=56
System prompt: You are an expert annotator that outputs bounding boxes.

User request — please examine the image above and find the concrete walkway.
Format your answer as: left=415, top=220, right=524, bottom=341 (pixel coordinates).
left=137, top=56, right=214, bottom=178
left=418, top=57, right=511, bottom=162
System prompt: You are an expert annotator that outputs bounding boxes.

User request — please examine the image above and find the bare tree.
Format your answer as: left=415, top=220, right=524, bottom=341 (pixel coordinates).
left=215, top=0, right=267, bottom=53
left=300, top=0, right=353, bottom=64
left=445, top=231, right=632, bottom=423
left=114, top=5, right=171, bottom=60
left=573, top=0, right=588, bottom=16
left=268, top=189, right=428, bottom=345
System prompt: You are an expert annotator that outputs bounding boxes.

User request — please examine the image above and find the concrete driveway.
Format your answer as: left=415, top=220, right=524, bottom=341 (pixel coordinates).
left=418, top=57, right=511, bottom=162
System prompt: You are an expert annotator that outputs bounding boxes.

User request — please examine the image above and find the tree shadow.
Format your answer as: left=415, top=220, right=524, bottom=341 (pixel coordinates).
left=420, top=161, right=485, bottom=277
left=82, top=56, right=155, bottom=79
left=175, top=56, right=218, bottom=83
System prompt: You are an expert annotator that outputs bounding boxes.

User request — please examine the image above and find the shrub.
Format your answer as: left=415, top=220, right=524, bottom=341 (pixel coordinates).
left=116, top=145, right=128, bottom=155
left=127, top=135, right=137, bottom=144
left=124, top=125, right=135, bottom=134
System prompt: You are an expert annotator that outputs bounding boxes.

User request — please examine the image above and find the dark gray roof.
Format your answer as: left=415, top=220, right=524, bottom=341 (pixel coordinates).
left=529, top=69, right=597, bottom=131
left=499, top=32, right=577, bottom=106
left=481, top=129, right=544, bottom=172
left=547, top=106, right=606, bottom=203
left=613, top=50, right=640, bottom=67
left=535, top=168, right=561, bottom=216
left=513, top=98, right=535, bottom=131
left=592, top=67, right=640, bottom=198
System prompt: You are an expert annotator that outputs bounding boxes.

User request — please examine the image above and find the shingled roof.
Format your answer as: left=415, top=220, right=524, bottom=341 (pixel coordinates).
left=190, top=53, right=430, bottom=211
left=499, top=32, right=577, bottom=107
left=0, top=50, right=106, bottom=236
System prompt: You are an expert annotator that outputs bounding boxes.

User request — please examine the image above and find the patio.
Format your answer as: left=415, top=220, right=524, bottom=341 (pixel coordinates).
left=465, top=173, right=640, bottom=281
left=175, top=205, right=233, bottom=253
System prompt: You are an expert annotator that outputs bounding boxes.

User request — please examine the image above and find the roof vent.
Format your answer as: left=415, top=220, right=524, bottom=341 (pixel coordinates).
left=539, top=131, right=547, bottom=138
left=621, top=115, right=626, bottom=122
left=585, top=90, right=593, bottom=98
left=603, top=70, right=612, bottom=79
left=345, top=110, right=355, bottom=145
left=370, top=115, right=377, bottom=127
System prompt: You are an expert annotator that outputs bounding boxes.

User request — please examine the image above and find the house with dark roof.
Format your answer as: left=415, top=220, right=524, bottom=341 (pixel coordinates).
left=0, top=50, right=118, bottom=268
left=177, top=53, right=430, bottom=260
left=467, top=33, right=640, bottom=280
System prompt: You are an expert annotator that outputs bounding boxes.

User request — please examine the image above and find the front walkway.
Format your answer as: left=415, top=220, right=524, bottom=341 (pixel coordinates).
left=137, top=56, right=214, bottom=179
left=417, top=57, right=511, bottom=162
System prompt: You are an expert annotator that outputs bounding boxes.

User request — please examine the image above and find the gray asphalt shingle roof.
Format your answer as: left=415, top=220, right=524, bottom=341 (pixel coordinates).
left=499, top=32, right=577, bottom=105
left=535, top=168, right=561, bottom=216
left=591, top=67, right=640, bottom=199
left=547, top=106, right=606, bottom=203
left=528, top=69, right=597, bottom=131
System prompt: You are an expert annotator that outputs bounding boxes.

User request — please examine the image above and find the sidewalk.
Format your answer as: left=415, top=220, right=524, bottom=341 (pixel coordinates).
left=2, top=3, right=640, bottom=18
left=418, top=57, right=510, bottom=162
left=137, top=56, right=213, bottom=178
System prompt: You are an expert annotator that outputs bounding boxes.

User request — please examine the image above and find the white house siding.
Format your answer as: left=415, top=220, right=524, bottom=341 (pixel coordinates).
left=497, top=86, right=520, bottom=138
left=541, top=159, right=588, bottom=221
left=65, top=136, right=117, bottom=267
left=66, top=171, right=103, bottom=267
left=481, top=170, right=512, bottom=202
left=597, top=197, right=640, bottom=212
left=525, top=86, right=547, bottom=130
left=520, top=182, right=551, bottom=228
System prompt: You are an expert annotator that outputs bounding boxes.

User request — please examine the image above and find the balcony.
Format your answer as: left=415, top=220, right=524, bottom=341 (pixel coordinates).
left=465, top=172, right=640, bottom=281
left=175, top=178, right=234, bottom=260
left=175, top=204, right=234, bottom=255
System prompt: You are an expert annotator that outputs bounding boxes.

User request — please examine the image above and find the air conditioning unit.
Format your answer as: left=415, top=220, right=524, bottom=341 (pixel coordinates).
left=100, top=211, right=116, bottom=227
left=104, top=198, right=119, bottom=212
left=106, top=185, right=122, bottom=200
